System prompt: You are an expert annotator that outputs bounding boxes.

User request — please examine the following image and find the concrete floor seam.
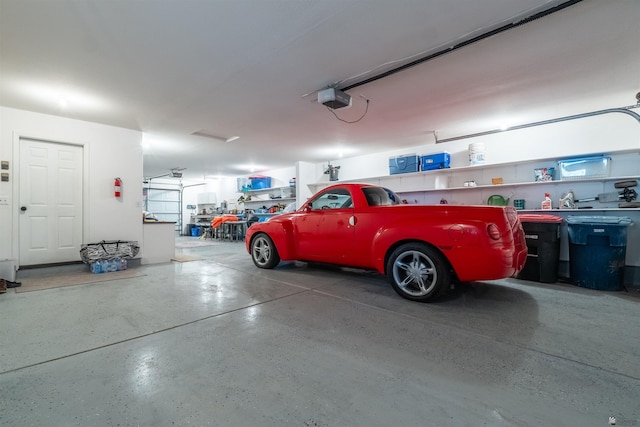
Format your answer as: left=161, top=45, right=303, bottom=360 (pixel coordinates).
left=204, top=259, right=318, bottom=292
left=39, top=258, right=639, bottom=384
left=310, top=286, right=640, bottom=383
left=0, top=287, right=312, bottom=376
left=190, top=257, right=639, bottom=384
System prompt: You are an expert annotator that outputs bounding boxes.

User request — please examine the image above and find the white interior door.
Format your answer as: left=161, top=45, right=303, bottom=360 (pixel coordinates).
left=19, top=139, right=83, bottom=266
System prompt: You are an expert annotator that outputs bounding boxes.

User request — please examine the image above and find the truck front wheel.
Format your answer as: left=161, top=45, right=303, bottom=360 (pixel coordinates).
left=250, top=233, right=280, bottom=269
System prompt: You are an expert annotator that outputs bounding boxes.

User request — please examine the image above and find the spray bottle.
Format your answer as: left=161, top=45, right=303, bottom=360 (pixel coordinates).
left=541, top=193, right=552, bottom=210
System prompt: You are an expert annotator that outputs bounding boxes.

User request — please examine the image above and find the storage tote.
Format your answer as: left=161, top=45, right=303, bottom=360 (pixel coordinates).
left=421, top=152, right=451, bottom=171
left=389, top=155, right=420, bottom=175
left=558, top=156, right=611, bottom=180
left=249, top=176, right=272, bottom=189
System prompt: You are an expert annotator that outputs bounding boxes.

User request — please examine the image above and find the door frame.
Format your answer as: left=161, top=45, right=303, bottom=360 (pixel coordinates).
left=12, top=131, right=90, bottom=268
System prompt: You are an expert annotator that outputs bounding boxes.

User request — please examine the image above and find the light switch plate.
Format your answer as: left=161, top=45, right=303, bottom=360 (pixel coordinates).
left=0, top=198, right=8, bottom=205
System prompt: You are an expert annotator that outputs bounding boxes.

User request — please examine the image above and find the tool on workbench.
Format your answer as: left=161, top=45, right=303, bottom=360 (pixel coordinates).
left=572, top=180, right=637, bottom=208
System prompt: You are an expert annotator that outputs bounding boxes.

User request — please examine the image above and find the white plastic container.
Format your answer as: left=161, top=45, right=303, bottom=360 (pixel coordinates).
left=468, top=142, right=486, bottom=165
left=435, top=175, right=448, bottom=189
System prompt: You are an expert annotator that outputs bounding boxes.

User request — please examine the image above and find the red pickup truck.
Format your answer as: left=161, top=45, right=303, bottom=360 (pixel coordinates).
left=246, top=183, right=527, bottom=302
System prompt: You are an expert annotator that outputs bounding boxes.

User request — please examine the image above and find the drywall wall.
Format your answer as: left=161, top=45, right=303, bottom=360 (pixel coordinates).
left=312, top=111, right=639, bottom=183
left=0, top=107, right=143, bottom=264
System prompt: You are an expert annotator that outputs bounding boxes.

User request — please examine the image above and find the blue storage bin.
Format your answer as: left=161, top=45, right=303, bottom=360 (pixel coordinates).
left=249, top=176, right=272, bottom=189
left=566, top=216, right=632, bottom=291
left=389, top=155, right=420, bottom=175
left=191, top=226, right=202, bottom=237
left=421, top=152, right=450, bottom=171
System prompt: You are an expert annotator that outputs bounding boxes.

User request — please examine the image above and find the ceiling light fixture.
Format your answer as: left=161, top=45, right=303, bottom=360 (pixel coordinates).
left=9, top=78, right=111, bottom=112
left=191, top=130, right=239, bottom=143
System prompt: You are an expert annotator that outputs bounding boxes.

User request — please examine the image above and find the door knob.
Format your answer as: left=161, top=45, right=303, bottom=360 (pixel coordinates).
left=20, top=206, right=27, bottom=211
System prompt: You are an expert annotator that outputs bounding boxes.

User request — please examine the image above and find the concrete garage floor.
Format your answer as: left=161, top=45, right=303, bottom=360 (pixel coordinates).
left=1, top=237, right=639, bottom=427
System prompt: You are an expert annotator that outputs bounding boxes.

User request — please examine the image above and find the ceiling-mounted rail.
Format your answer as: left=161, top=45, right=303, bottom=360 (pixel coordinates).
left=340, top=0, right=583, bottom=92
left=435, top=103, right=640, bottom=144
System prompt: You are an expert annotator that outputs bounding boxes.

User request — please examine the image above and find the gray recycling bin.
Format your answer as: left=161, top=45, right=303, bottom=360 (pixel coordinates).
left=566, top=216, right=632, bottom=291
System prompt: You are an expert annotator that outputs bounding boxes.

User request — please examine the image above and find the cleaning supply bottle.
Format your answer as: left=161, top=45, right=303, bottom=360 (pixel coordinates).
left=541, top=193, right=552, bottom=210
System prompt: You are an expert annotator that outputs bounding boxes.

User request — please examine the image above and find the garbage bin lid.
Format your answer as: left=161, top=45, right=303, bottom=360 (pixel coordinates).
left=518, top=214, right=563, bottom=223
left=566, top=215, right=632, bottom=225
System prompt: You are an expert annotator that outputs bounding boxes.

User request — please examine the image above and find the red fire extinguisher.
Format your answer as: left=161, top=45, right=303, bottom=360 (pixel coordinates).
left=114, top=177, right=122, bottom=198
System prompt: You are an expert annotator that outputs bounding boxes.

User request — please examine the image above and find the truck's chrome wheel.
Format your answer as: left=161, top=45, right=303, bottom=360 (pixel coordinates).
left=387, top=243, right=451, bottom=302
left=251, top=233, right=280, bottom=269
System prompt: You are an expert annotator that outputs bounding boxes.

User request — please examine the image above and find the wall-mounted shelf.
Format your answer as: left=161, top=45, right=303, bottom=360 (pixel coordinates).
left=243, top=185, right=295, bottom=194
left=240, top=186, right=296, bottom=211
left=308, top=150, right=639, bottom=193
left=395, top=175, right=640, bottom=194
left=307, top=151, right=639, bottom=212
left=243, top=197, right=296, bottom=206
left=242, top=186, right=294, bottom=197
left=309, top=151, right=635, bottom=184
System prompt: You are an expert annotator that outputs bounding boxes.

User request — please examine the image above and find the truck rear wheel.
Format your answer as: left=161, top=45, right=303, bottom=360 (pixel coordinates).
left=387, top=243, right=451, bottom=302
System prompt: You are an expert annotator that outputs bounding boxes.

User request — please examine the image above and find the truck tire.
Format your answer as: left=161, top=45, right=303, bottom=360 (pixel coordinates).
left=387, top=243, right=451, bottom=302
left=250, top=233, right=280, bottom=269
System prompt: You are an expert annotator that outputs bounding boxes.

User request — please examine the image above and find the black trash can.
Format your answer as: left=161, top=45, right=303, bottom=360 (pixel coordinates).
left=566, top=216, right=632, bottom=291
left=517, top=214, right=563, bottom=283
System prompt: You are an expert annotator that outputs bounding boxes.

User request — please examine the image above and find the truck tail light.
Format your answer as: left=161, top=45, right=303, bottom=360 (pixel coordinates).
left=487, top=223, right=501, bottom=240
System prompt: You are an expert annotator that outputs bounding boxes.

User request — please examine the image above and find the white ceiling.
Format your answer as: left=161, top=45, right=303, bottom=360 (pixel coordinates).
left=1, top=0, right=638, bottom=182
